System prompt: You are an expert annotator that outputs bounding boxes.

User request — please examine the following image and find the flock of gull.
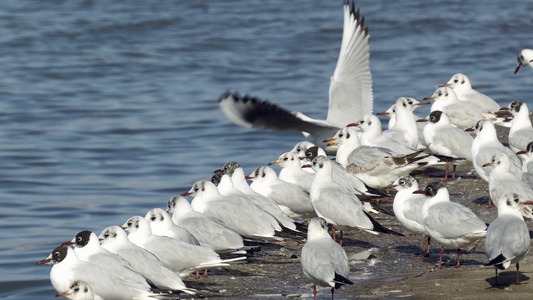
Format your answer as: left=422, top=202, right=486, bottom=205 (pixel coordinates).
left=36, top=1, right=533, bottom=299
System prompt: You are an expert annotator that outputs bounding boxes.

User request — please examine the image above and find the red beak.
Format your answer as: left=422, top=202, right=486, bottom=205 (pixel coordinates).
left=412, top=190, right=425, bottom=194
left=36, top=258, right=51, bottom=266
left=181, top=191, right=192, bottom=196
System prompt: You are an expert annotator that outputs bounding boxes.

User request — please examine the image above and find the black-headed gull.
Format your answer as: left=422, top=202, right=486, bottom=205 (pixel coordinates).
left=514, top=49, right=533, bottom=74
left=64, top=231, right=145, bottom=285
left=351, top=114, right=418, bottom=156
left=423, top=110, right=473, bottom=181
left=328, top=126, right=428, bottom=188
left=55, top=280, right=94, bottom=300
left=36, top=245, right=153, bottom=299
left=503, top=100, right=533, bottom=152
left=391, top=175, right=431, bottom=258
left=144, top=208, right=201, bottom=245
left=469, top=119, right=522, bottom=183
left=247, top=166, right=316, bottom=221
left=415, top=181, right=487, bottom=269
left=269, top=151, right=315, bottom=192
left=167, top=195, right=244, bottom=251
left=218, top=1, right=373, bottom=150
left=183, top=180, right=281, bottom=239
left=98, top=225, right=195, bottom=294
left=121, top=216, right=244, bottom=277
left=309, top=155, right=402, bottom=244
left=517, top=141, right=533, bottom=186
left=485, top=193, right=532, bottom=285
left=483, top=153, right=533, bottom=215
left=425, top=86, right=491, bottom=129
left=211, top=169, right=296, bottom=230
left=301, top=217, right=353, bottom=300
left=440, top=73, right=500, bottom=111
left=382, top=97, right=423, bottom=149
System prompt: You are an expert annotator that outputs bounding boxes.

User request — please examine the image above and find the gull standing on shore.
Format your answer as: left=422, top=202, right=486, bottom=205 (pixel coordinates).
left=301, top=217, right=353, bottom=300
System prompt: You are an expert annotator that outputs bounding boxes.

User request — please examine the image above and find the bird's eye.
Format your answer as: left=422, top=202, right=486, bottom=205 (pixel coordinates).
left=438, top=92, right=442, bottom=96
left=77, top=236, right=82, bottom=242
left=74, top=288, right=80, bottom=293
left=339, top=133, right=343, bottom=138
left=150, top=216, right=156, bottom=221
left=454, top=79, right=458, bottom=83
left=104, top=233, right=109, bottom=238
left=444, top=92, right=449, bottom=97
left=283, top=157, right=288, bottom=161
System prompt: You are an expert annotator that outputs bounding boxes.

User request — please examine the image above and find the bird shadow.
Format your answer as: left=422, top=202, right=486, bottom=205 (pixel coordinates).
left=472, top=196, right=490, bottom=206
left=484, top=270, right=530, bottom=288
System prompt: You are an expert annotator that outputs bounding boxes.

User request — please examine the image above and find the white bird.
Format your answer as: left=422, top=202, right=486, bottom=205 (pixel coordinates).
left=65, top=231, right=145, bottom=285
left=415, top=181, right=487, bottom=269
left=309, top=155, right=402, bottom=244
left=423, top=110, right=473, bottom=181
left=290, top=141, right=322, bottom=163
left=379, top=97, right=429, bottom=149
left=212, top=168, right=296, bottom=230
left=503, top=100, right=533, bottom=152
left=382, top=97, right=422, bottom=149
left=144, top=208, right=200, bottom=245
left=470, top=119, right=522, bottom=183
left=351, top=114, right=418, bottom=155
left=36, top=245, right=153, bottom=300
left=98, top=226, right=195, bottom=294
left=516, top=141, right=533, bottom=186
left=55, top=280, right=94, bottom=300
left=121, top=216, right=243, bottom=277
left=483, top=153, right=533, bottom=216
left=328, top=126, right=428, bottom=188
left=391, top=175, right=431, bottom=257
left=218, top=1, right=372, bottom=150
left=425, top=86, right=491, bottom=129
left=301, top=217, right=353, bottom=300
left=247, top=166, right=316, bottom=221
left=485, top=193, right=532, bottom=285
left=269, top=151, right=315, bottom=192
left=514, top=48, right=533, bottom=74
left=183, top=180, right=280, bottom=239
left=440, top=73, right=500, bottom=111
left=167, top=195, right=244, bottom=251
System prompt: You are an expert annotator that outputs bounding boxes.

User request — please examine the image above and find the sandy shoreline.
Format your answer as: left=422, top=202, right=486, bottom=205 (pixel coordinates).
left=178, top=128, right=533, bottom=299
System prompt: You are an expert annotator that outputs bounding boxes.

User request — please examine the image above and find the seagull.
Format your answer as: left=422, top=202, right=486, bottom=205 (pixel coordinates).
left=64, top=231, right=145, bottom=285
left=424, top=86, right=491, bottom=129
left=502, top=100, right=533, bottom=152
left=328, top=126, right=429, bottom=188
left=183, top=180, right=281, bottom=239
left=440, top=73, right=500, bottom=111
left=423, top=110, right=473, bottom=181
left=36, top=245, right=153, bottom=299
left=379, top=97, right=429, bottom=149
left=309, top=155, right=402, bottom=244
left=167, top=195, right=244, bottom=251
left=469, top=119, right=522, bottom=183
left=55, top=280, right=94, bottom=300
left=351, top=114, right=418, bottom=155
left=301, top=217, right=353, bottom=300
left=483, top=153, right=533, bottom=216
left=269, top=151, right=315, bottom=192
left=415, top=181, right=487, bottom=269
left=212, top=167, right=296, bottom=230
left=516, top=141, right=533, bottom=186
left=121, top=216, right=244, bottom=277
left=382, top=97, right=424, bottom=149
left=247, top=166, right=316, bottom=221
left=514, top=49, right=533, bottom=74
left=98, top=225, right=196, bottom=294
left=391, top=175, right=431, bottom=258
left=485, top=193, right=532, bottom=285
left=218, top=1, right=373, bottom=151
left=144, top=208, right=201, bottom=245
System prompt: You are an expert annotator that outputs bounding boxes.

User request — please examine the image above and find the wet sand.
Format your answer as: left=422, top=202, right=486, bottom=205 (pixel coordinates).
left=181, top=128, right=533, bottom=299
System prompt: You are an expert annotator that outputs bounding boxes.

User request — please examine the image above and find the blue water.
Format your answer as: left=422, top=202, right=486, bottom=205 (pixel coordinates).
left=1, top=0, right=532, bottom=298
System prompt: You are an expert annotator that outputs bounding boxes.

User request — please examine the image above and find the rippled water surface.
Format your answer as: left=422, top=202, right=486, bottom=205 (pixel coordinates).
left=1, top=0, right=532, bottom=298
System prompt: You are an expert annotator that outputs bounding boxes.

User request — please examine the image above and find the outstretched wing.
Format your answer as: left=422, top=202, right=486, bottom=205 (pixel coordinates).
left=328, top=1, right=373, bottom=126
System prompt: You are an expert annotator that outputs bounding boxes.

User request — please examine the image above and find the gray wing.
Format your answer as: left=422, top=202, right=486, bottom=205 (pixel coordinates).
left=176, top=216, right=244, bottom=250
left=485, top=216, right=530, bottom=262
left=328, top=2, right=373, bottom=126
left=301, top=238, right=350, bottom=286
left=426, top=202, right=486, bottom=239
left=313, top=186, right=372, bottom=230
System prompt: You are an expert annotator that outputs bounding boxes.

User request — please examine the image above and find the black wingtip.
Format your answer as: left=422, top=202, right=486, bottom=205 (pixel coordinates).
left=333, top=272, right=354, bottom=289
left=486, top=254, right=506, bottom=270
left=365, top=211, right=404, bottom=236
